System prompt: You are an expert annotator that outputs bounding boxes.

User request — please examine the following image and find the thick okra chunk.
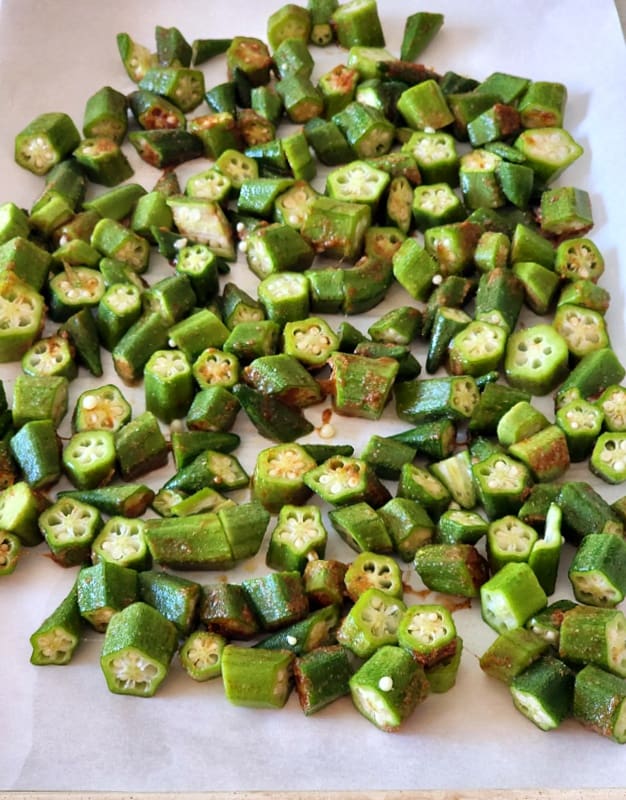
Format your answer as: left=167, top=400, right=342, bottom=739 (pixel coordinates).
left=540, top=186, right=593, bottom=238
left=266, top=505, right=328, bottom=572
left=329, top=502, right=393, bottom=553
left=303, top=558, right=348, bottom=607
left=414, top=543, right=489, bottom=598
left=504, top=324, right=569, bottom=396
left=327, top=352, right=398, bottom=421
left=304, top=455, right=389, bottom=508
left=448, top=320, right=507, bottom=378
left=14, top=112, right=81, bottom=176
left=573, top=664, right=626, bottom=744
left=395, top=376, right=480, bottom=426
left=145, top=513, right=234, bottom=570
left=553, top=303, right=608, bottom=359
left=590, top=433, right=626, bottom=484
left=138, top=569, right=201, bottom=636
left=252, top=443, right=317, bottom=513
left=568, top=533, right=626, bottom=608
left=180, top=630, right=226, bottom=681
left=397, top=463, right=451, bottom=520
left=100, top=602, right=178, bottom=697
left=282, top=316, right=339, bottom=367
left=77, top=560, right=138, bottom=632
left=242, top=571, right=309, bottom=631
left=480, top=562, right=547, bottom=634
left=73, top=137, right=133, bottom=187
left=222, top=644, right=294, bottom=709
left=232, top=383, right=314, bottom=442
left=344, top=551, right=403, bottom=600
left=200, top=582, right=260, bottom=639
left=556, top=481, right=624, bottom=543
left=242, top=354, right=322, bottom=407
left=62, top=430, right=116, bottom=491
left=473, top=452, right=531, bottom=521
left=337, top=588, right=406, bottom=658
left=245, top=224, right=315, bottom=280
left=596, top=385, right=626, bottom=432
left=0, top=274, right=45, bottom=363
left=429, top=450, right=475, bottom=510
left=0, top=482, right=43, bottom=546
left=360, top=434, right=416, bottom=482
left=301, top=196, right=371, bottom=260
left=510, top=656, right=575, bottom=731
left=497, top=401, right=549, bottom=448
left=144, top=349, right=194, bottom=423
left=73, top=384, right=131, bottom=433
left=487, top=516, right=538, bottom=573
left=9, top=419, right=61, bottom=489
left=257, top=604, right=340, bottom=655
left=526, top=599, right=578, bottom=648
left=559, top=606, right=626, bottom=678
left=508, top=425, right=571, bottom=483
left=513, top=127, right=583, bottom=183
left=39, top=496, right=102, bottom=567
left=349, top=645, right=429, bottom=732
left=435, top=509, right=488, bottom=546
left=555, top=348, right=625, bottom=410
left=21, top=334, right=76, bottom=380
left=92, top=516, right=148, bottom=571
left=555, top=236, right=604, bottom=282
left=398, top=603, right=458, bottom=667
left=480, top=627, right=551, bottom=685
left=167, top=197, right=235, bottom=260
left=294, top=645, right=353, bottom=715
left=397, top=79, right=453, bottom=131
left=165, top=449, right=248, bottom=494
left=30, top=584, right=82, bottom=665
left=115, top=412, right=168, bottom=481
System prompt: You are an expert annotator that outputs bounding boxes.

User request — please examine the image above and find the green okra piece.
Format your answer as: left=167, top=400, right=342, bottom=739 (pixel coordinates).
left=304, top=455, right=390, bottom=509
left=398, top=603, right=458, bottom=668
left=145, top=512, right=234, bottom=571
left=77, top=560, right=138, bottom=632
left=245, top=223, right=314, bottom=280
left=190, top=37, right=232, bottom=66
left=252, top=443, right=316, bottom=514
left=129, top=128, right=204, bottom=168
left=424, top=220, right=482, bottom=278
left=91, top=218, right=150, bottom=274
left=251, top=85, right=284, bottom=126
left=0, top=531, right=21, bottom=575
left=377, top=497, right=435, bottom=561
left=518, top=483, right=561, bottom=531
left=557, top=481, right=624, bottom=544
left=556, top=348, right=626, bottom=410
left=301, top=443, right=354, bottom=464
left=317, top=64, right=358, bottom=118
left=112, top=312, right=171, bottom=385
left=258, top=272, right=311, bottom=327
left=294, top=645, right=353, bottom=715
left=155, top=24, right=192, bottom=67
left=200, top=582, right=260, bottom=639
left=540, top=186, right=593, bottom=238
left=496, top=161, right=534, bottom=209
left=237, top=177, right=296, bottom=219
left=526, top=599, right=578, bottom=647
left=555, top=236, right=604, bottom=283
left=10, top=419, right=61, bottom=489
left=513, top=126, right=583, bottom=184
left=188, top=112, right=242, bottom=159
left=590, top=432, right=626, bottom=485
left=425, top=306, right=470, bottom=375
left=468, top=382, right=530, bottom=436
left=21, top=334, right=76, bottom=380
left=242, top=570, right=309, bottom=632
left=232, top=383, right=314, bottom=442
left=138, top=569, right=201, bottom=636
left=47, top=267, right=105, bottom=323
left=467, top=103, right=521, bottom=148
left=60, top=307, right=102, bottom=377
left=303, top=117, right=353, bottom=166
left=170, top=431, right=240, bottom=471
left=165, top=448, right=248, bottom=495
left=459, top=148, right=505, bottom=209
left=73, top=137, right=133, bottom=187
left=0, top=274, right=45, bottom=364
left=397, top=463, right=451, bottom=520
left=0, top=202, right=29, bottom=246
left=130, top=191, right=174, bottom=243
left=554, top=304, right=609, bottom=360
left=504, top=324, right=569, bottom=396
left=83, top=86, right=128, bottom=143
left=144, top=349, right=194, bottom=424
left=273, top=37, right=314, bottom=80
left=331, top=0, right=384, bottom=47
left=559, top=605, right=626, bottom=678
left=411, top=182, right=464, bottom=231
left=267, top=3, right=312, bottom=50
left=303, top=558, right=347, bottom=607
left=475, top=267, right=525, bottom=333
left=486, top=515, right=538, bottom=573
left=52, top=238, right=100, bottom=272
left=527, top=502, right=563, bottom=596
left=332, top=101, right=395, bottom=158
left=510, top=655, right=575, bottom=731
left=221, top=283, right=265, bottom=329
left=11, top=374, right=68, bottom=429
left=0, top=236, right=52, bottom=293
left=327, top=352, right=398, bottom=421
left=414, top=543, right=489, bottom=598
left=481, top=562, right=547, bottom=634
left=14, top=112, right=81, bottom=176
left=100, top=601, right=178, bottom=697
left=329, top=502, right=393, bottom=554
left=426, top=635, right=463, bottom=693
left=62, top=429, right=116, bottom=491
left=556, top=397, right=604, bottom=462
left=429, top=449, right=476, bottom=509
left=435, top=509, right=488, bottom=546
left=277, top=73, right=324, bottom=123
left=138, top=66, right=205, bottom=112
left=180, top=630, right=226, bottom=681
left=475, top=70, right=529, bottom=104
left=58, top=484, right=155, bottom=520
left=337, top=587, right=406, bottom=659
left=72, top=384, right=131, bottom=434
left=170, top=486, right=234, bottom=518
left=172, top=312, right=230, bottom=365
left=480, top=627, right=551, bottom=685
left=568, top=533, right=626, bottom=608
left=574, top=665, right=626, bottom=744
left=185, top=166, right=232, bottom=204
left=30, top=583, right=82, bottom=665
left=301, top=195, right=371, bottom=261
left=91, top=513, right=147, bottom=570
left=472, top=451, right=532, bottom=521
left=596, top=385, right=626, bottom=432
left=257, top=604, right=340, bottom=656
left=384, top=176, right=413, bottom=235
left=344, top=551, right=403, bottom=601
left=353, top=341, right=421, bottom=382
left=400, top=11, right=444, bottom=61
left=266, top=504, right=327, bottom=573
left=115, top=411, right=168, bottom=481
left=509, top=223, right=554, bottom=270
left=474, top=231, right=510, bottom=274
left=222, top=644, right=294, bottom=709
left=508, top=425, right=570, bottom=483
left=169, top=197, right=235, bottom=257
left=389, top=418, right=457, bottom=462
left=192, top=348, right=240, bottom=390
left=116, top=32, right=157, bottom=82
left=367, top=305, right=421, bottom=346
left=175, top=244, right=220, bottom=305
left=307, top=0, right=338, bottom=45
left=422, top=275, right=475, bottom=338
left=274, top=180, right=319, bottom=230
left=447, top=320, right=507, bottom=379
left=360, top=434, right=416, bottom=481
left=518, top=81, right=567, bottom=128
left=97, top=283, right=143, bottom=351
left=326, top=160, right=390, bottom=211
left=282, top=131, right=316, bottom=182
left=445, top=91, right=500, bottom=141
left=349, top=644, right=429, bottom=732
left=512, top=260, right=560, bottom=316
left=395, top=375, right=480, bottom=426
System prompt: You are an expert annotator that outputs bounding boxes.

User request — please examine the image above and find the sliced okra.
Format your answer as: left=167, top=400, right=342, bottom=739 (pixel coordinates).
left=526, top=599, right=578, bottom=648
left=77, top=560, right=138, bottom=632
left=167, top=197, right=235, bottom=260
left=0, top=482, right=43, bottom=547
left=138, top=568, right=201, bottom=637
left=496, top=400, right=549, bottom=448
left=480, top=562, right=547, bottom=634
left=245, top=223, right=315, bottom=280
left=233, top=383, right=314, bottom=442
left=115, top=411, right=169, bottom=481
left=510, top=222, right=555, bottom=269
left=518, top=482, right=561, bottom=531
left=486, top=515, right=538, bottom=573
left=397, top=79, right=453, bottom=131
left=556, top=348, right=625, bottom=410
left=395, top=375, right=479, bottom=426
left=553, top=303, right=609, bottom=360
left=170, top=431, right=240, bottom=471
left=200, top=582, right=260, bottom=639
left=332, top=101, right=395, bottom=158
left=508, top=425, right=570, bottom=483
left=303, top=117, right=353, bottom=166
left=527, top=502, right=563, bottom=597
left=38, top=495, right=101, bottom=568
left=513, top=127, right=583, bottom=184
left=116, top=32, right=157, bottom=82
left=480, top=627, right=551, bottom=685
left=344, top=551, right=403, bottom=602
left=0, top=532, right=21, bottom=575
left=128, top=88, right=186, bottom=131
left=474, top=231, right=510, bottom=274
left=112, top=312, right=171, bottom=385
left=435, top=509, right=488, bottom=546
left=62, top=430, right=116, bottom=491
left=179, top=630, right=226, bottom=681
left=337, top=587, right=406, bottom=659
left=145, top=512, right=234, bottom=570
left=555, top=236, right=604, bottom=283
left=329, top=502, right=393, bottom=554
left=389, top=418, right=457, bottom=462
left=447, top=320, right=507, bottom=378
left=326, top=160, right=390, bottom=211
left=257, top=604, right=340, bottom=657
left=303, top=558, right=347, bottom=607
left=459, top=149, right=505, bottom=209
left=11, top=374, right=68, bottom=430
left=61, top=308, right=103, bottom=378
left=510, top=656, right=575, bottom=732
left=397, top=463, right=451, bottom=520
left=58, top=484, right=155, bottom=520
left=252, top=443, right=316, bottom=513
left=92, top=516, right=149, bottom=571
left=556, top=397, right=604, bottom=462
left=559, top=605, right=626, bottom=678
left=242, top=570, right=309, bottom=632
left=426, top=635, right=463, bottom=693
left=504, top=324, right=569, bottom=396
left=573, top=664, right=626, bottom=744
left=540, top=186, right=593, bottom=238
left=193, top=348, right=240, bottom=390
left=590, top=433, right=626, bottom=485
left=73, top=384, right=131, bottom=434
left=377, top=497, right=435, bottom=562
left=47, top=267, right=105, bottom=323
left=414, top=543, right=489, bottom=598
left=258, top=272, right=311, bottom=328
left=402, top=130, right=459, bottom=185
left=91, top=218, right=150, bottom=274
left=0, top=274, right=46, bottom=363
left=304, top=454, right=389, bottom=509
left=424, top=220, right=482, bottom=277
left=397, top=603, right=458, bottom=667
left=472, top=452, right=531, bottom=520
left=170, top=487, right=234, bottom=518
left=96, top=283, right=143, bottom=351
left=568, top=533, right=626, bottom=608
left=226, top=36, right=272, bottom=86
left=0, top=235, right=51, bottom=293
left=9, top=418, right=61, bottom=489
left=14, top=112, right=81, bottom=176
left=73, top=137, right=133, bottom=187
left=144, top=349, right=194, bottom=424
left=518, top=81, right=567, bottom=128
left=165, top=449, right=248, bottom=495
left=400, top=11, right=444, bottom=60
left=266, top=505, right=327, bottom=573
left=30, top=583, right=82, bottom=665
left=293, top=645, right=352, bottom=716
left=360, top=434, right=416, bottom=482
left=301, top=195, right=371, bottom=260
left=557, top=481, right=624, bottom=544
left=596, top=385, right=626, bottom=432
left=429, top=449, right=476, bottom=510
left=222, top=644, right=294, bottom=709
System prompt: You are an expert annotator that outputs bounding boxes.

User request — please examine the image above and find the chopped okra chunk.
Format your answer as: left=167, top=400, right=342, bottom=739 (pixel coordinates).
left=591, top=433, right=626, bottom=484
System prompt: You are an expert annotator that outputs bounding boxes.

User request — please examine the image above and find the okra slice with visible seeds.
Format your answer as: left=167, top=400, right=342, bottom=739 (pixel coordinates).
left=192, top=348, right=240, bottom=390
left=58, top=484, right=155, bottom=520
left=526, top=599, right=578, bottom=648
left=164, top=449, right=248, bottom=495
left=448, top=320, right=507, bottom=378
left=556, top=348, right=626, bottom=410
left=480, top=562, right=547, bottom=634
left=414, top=543, right=489, bottom=598
left=510, top=656, right=575, bottom=732
left=556, top=397, right=604, bottom=462
left=73, top=384, right=131, bottom=433
left=555, top=236, right=604, bottom=282
left=337, top=588, right=406, bottom=659
left=591, top=432, right=626, bottom=485
left=568, top=533, right=626, bottom=608
left=253, top=443, right=316, bottom=514
left=62, top=430, right=116, bottom=491
left=472, top=452, right=531, bottom=520
left=180, top=630, right=226, bottom=682
left=344, top=551, right=403, bottom=601
left=559, top=605, right=626, bottom=678
left=257, top=272, right=311, bottom=330
left=14, top=112, right=81, bottom=176
left=222, top=644, right=294, bottom=709
left=266, top=505, right=327, bottom=573
left=349, top=645, right=429, bottom=732
left=39, top=496, right=102, bottom=568
left=167, top=197, right=235, bottom=260
left=397, top=463, right=451, bottom=520
left=73, top=137, right=133, bottom=187
left=304, top=455, right=389, bottom=509
left=91, top=516, right=149, bottom=571
left=595, top=385, right=626, bottom=433
left=513, top=126, right=583, bottom=183
left=504, top=324, right=569, bottom=396
left=0, top=275, right=46, bottom=363
left=30, top=584, right=82, bottom=665
left=398, top=603, right=458, bottom=667
left=486, top=515, right=538, bottom=573
left=395, top=375, right=480, bottom=426
left=0, top=532, right=21, bottom=575
left=100, top=602, right=178, bottom=697
left=21, top=334, right=76, bottom=380
left=48, top=267, right=105, bottom=323
left=574, top=664, right=626, bottom=744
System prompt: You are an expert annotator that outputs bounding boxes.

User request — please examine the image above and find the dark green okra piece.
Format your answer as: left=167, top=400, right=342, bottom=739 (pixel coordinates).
left=510, top=656, right=575, bottom=731
left=138, top=569, right=201, bottom=636
left=480, top=627, right=551, bottom=685
left=257, top=604, right=340, bottom=657
left=58, top=484, right=155, bottom=519
left=186, top=385, right=240, bottom=433
left=170, top=431, right=241, bottom=470
left=573, top=664, right=626, bottom=744
left=389, top=418, right=457, bottom=461
left=329, top=502, right=393, bottom=555
left=294, top=645, right=353, bottom=715
left=414, top=543, right=489, bottom=598
left=145, top=512, right=234, bottom=570
left=15, top=112, right=81, bottom=176
left=76, top=560, right=138, bottom=632
left=526, top=599, right=578, bottom=647
left=395, top=375, right=480, bottom=425
left=242, top=570, right=309, bottom=632
left=397, top=463, right=451, bottom=520
left=397, top=603, right=458, bottom=667
left=222, top=644, right=294, bottom=709
left=232, top=383, right=314, bottom=442
left=252, top=443, right=316, bottom=513
left=480, top=562, right=547, bottom=635
left=559, top=605, right=626, bottom=678
left=568, top=533, right=626, bottom=608
left=164, top=449, right=248, bottom=494
left=30, top=583, right=82, bottom=665
left=200, top=582, right=260, bottom=639
left=115, top=411, right=168, bottom=481
left=556, top=481, right=624, bottom=544
left=10, top=419, right=61, bottom=489
left=304, top=455, right=390, bottom=509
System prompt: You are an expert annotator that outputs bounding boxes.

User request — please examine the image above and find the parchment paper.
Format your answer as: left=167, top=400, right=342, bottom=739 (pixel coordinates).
left=1, top=0, right=626, bottom=791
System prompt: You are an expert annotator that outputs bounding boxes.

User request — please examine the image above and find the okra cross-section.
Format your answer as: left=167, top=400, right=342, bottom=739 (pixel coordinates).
left=337, top=587, right=407, bottom=658
left=304, top=455, right=389, bottom=508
